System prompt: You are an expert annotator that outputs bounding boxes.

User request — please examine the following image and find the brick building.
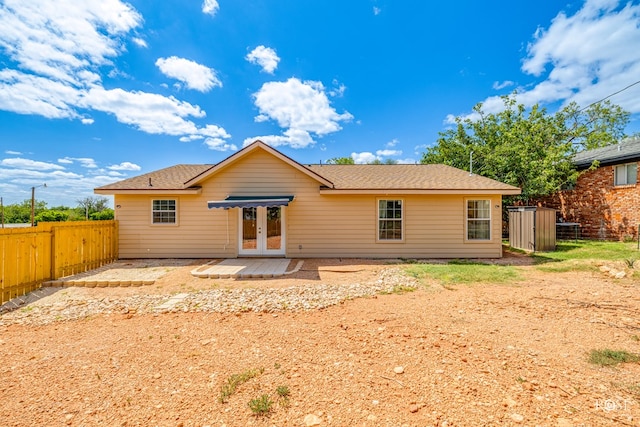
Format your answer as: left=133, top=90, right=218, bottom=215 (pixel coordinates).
left=541, top=137, right=640, bottom=240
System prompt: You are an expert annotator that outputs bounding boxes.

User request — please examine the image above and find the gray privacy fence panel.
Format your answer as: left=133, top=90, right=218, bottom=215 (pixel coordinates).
left=508, top=207, right=556, bottom=252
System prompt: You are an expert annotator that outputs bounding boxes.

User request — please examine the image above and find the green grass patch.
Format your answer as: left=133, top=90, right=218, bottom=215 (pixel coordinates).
left=531, top=240, right=639, bottom=273
left=534, top=241, right=638, bottom=263
left=535, top=260, right=597, bottom=273
left=219, top=368, right=264, bottom=403
left=380, top=284, right=417, bottom=295
left=248, top=394, right=273, bottom=416
left=405, top=261, right=521, bottom=286
left=588, top=349, right=640, bottom=367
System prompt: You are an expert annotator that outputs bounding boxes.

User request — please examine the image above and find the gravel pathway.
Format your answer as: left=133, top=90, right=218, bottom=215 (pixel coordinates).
left=0, top=268, right=418, bottom=326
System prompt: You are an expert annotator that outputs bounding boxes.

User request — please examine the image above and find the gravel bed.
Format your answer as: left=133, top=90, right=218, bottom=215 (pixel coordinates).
left=0, top=268, right=418, bottom=326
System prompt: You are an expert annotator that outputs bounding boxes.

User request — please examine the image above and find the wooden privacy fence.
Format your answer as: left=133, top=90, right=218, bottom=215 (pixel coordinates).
left=0, top=220, right=118, bottom=304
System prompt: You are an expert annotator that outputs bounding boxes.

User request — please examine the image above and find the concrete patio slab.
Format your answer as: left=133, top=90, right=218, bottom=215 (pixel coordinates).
left=191, top=258, right=303, bottom=279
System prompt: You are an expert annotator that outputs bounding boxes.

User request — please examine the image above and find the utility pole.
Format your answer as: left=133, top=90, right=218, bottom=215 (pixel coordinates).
left=30, top=183, right=47, bottom=227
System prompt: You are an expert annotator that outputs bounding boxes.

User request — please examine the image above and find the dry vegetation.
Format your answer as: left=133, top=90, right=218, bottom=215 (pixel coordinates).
left=1, top=254, right=639, bottom=426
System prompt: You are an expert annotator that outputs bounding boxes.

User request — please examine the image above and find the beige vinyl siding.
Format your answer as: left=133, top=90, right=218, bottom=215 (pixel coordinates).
left=288, top=194, right=503, bottom=258
left=114, top=148, right=504, bottom=258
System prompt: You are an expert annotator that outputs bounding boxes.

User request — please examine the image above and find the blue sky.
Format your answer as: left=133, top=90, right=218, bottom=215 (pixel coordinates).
left=1, top=0, right=640, bottom=207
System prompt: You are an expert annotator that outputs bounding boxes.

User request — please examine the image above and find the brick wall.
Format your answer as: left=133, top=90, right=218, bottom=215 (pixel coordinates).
left=540, top=164, right=640, bottom=240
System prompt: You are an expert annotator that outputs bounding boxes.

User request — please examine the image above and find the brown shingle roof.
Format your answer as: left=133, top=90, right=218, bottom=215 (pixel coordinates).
left=96, top=162, right=519, bottom=193
left=307, top=164, right=519, bottom=191
left=95, top=164, right=212, bottom=190
left=95, top=141, right=519, bottom=194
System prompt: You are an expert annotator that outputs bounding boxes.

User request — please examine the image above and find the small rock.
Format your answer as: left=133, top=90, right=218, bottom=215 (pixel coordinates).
left=367, top=414, right=377, bottom=421
left=153, top=373, right=162, bottom=379
left=503, top=397, right=517, bottom=407
left=511, top=413, right=524, bottom=423
left=394, top=366, right=404, bottom=374
left=615, top=271, right=626, bottom=279
left=303, top=414, right=322, bottom=426
left=409, top=404, right=420, bottom=413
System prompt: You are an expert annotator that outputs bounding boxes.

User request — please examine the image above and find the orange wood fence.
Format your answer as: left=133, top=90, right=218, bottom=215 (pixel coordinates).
left=0, top=220, right=118, bottom=304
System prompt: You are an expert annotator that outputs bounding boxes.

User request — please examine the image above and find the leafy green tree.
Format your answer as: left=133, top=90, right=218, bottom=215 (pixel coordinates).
left=76, top=196, right=111, bottom=219
left=2, top=200, right=47, bottom=224
left=326, top=156, right=355, bottom=164
left=90, top=209, right=114, bottom=220
left=34, top=210, right=69, bottom=223
left=421, top=95, right=630, bottom=203
left=368, top=158, right=399, bottom=164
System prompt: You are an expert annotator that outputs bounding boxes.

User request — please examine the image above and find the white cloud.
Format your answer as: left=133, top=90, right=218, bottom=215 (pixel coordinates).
left=202, top=0, right=219, bottom=16
left=351, top=152, right=377, bottom=164
left=373, top=7, right=381, bottom=15
left=245, top=78, right=353, bottom=148
left=0, top=0, right=142, bottom=85
left=243, top=129, right=314, bottom=149
left=385, top=138, right=399, bottom=148
left=1, top=158, right=65, bottom=170
left=204, top=138, right=237, bottom=151
left=179, top=135, right=204, bottom=142
left=376, top=149, right=402, bottom=157
left=450, top=0, right=640, bottom=122
left=492, top=80, right=515, bottom=90
left=108, top=161, right=141, bottom=171
left=246, top=46, right=280, bottom=74
left=0, top=69, right=83, bottom=119
left=155, top=56, right=222, bottom=92
left=396, top=158, right=417, bottom=164
left=5, top=150, right=22, bottom=155
left=0, top=1, right=233, bottom=148
left=132, top=37, right=147, bottom=48
left=58, top=157, right=98, bottom=168
left=328, top=79, right=346, bottom=98
left=80, top=87, right=232, bottom=147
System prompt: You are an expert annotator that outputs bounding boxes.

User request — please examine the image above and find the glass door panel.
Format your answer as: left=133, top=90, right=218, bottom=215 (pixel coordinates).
left=242, top=207, right=257, bottom=250
left=266, top=206, right=282, bottom=250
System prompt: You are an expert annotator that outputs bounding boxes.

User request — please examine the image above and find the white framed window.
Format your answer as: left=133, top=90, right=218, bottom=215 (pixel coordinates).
left=466, top=199, right=491, bottom=241
left=614, top=163, right=637, bottom=186
left=377, top=199, right=403, bottom=241
left=152, top=199, right=177, bottom=224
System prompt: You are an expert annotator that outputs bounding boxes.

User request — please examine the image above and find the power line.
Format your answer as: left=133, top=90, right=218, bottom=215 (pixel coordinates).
left=579, top=79, right=640, bottom=112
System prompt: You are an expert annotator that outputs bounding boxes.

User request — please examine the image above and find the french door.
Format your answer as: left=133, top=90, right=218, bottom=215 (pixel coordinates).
left=238, top=206, right=285, bottom=256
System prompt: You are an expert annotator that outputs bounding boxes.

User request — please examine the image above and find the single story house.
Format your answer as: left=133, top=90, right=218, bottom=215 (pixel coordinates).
left=95, top=140, right=520, bottom=258
left=541, top=136, right=640, bottom=240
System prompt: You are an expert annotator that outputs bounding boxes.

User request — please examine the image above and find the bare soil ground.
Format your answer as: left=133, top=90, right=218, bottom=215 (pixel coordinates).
left=1, top=256, right=640, bottom=426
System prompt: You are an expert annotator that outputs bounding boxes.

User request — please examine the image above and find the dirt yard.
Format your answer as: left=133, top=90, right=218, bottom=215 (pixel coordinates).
left=1, top=257, right=639, bottom=426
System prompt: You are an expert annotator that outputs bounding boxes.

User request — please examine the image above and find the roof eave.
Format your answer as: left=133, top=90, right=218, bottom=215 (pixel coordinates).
left=94, top=188, right=202, bottom=196
left=318, top=188, right=521, bottom=195
left=184, top=140, right=335, bottom=188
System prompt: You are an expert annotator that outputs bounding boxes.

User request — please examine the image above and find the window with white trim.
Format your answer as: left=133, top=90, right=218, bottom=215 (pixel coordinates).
left=378, top=199, right=403, bottom=241
left=152, top=199, right=176, bottom=224
left=614, top=163, right=637, bottom=186
left=466, top=199, right=490, bottom=240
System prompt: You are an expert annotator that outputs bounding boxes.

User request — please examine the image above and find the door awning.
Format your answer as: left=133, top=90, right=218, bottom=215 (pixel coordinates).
left=207, top=195, right=294, bottom=209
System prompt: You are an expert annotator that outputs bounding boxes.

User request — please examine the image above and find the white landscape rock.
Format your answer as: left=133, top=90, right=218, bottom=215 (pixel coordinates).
left=394, top=366, right=404, bottom=374
left=304, top=414, right=322, bottom=426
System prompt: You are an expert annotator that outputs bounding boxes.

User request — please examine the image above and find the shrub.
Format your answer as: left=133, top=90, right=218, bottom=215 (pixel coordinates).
left=248, top=394, right=273, bottom=416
